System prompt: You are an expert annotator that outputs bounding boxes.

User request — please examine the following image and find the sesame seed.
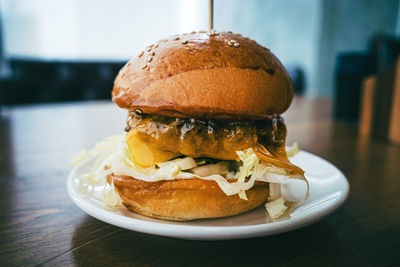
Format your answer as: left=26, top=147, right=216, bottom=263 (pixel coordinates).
left=182, top=40, right=188, bottom=44
left=147, top=56, right=153, bottom=62
left=135, top=108, right=143, bottom=114
left=141, top=64, right=147, bottom=69
left=227, top=31, right=232, bottom=33
left=147, top=48, right=152, bottom=52
left=208, top=29, right=219, bottom=36
left=174, top=37, right=180, bottom=41
left=150, top=51, right=155, bottom=56
left=190, top=31, right=196, bottom=34
left=199, top=30, right=206, bottom=33
left=124, top=126, right=131, bottom=132
left=138, top=51, right=144, bottom=57
left=155, top=44, right=159, bottom=48
left=227, top=39, right=239, bottom=48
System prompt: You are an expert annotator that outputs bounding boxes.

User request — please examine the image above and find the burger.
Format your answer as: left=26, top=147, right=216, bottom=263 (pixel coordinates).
left=73, top=30, right=308, bottom=221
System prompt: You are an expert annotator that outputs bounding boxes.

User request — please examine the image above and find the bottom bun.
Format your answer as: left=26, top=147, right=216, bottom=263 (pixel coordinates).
left=109, top=174, right=269, bottom=221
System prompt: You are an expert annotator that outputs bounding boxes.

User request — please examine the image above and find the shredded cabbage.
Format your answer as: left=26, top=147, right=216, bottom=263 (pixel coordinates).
left=268, top=183, right=281, bottom=201
left=70, top=150, right=91, bottom=167
left=72, top=135, right=309, bottom=219
left=253, top=163, right=290, bottom=183
left=286, top=142, right=300, bottom=157
left=157, top=157, right=197, bottom=171
left=265, top=196, right=288, bottom=219
left=102, top=183, right=120, bottom=207
left=235, top=148, right=259, bottom=200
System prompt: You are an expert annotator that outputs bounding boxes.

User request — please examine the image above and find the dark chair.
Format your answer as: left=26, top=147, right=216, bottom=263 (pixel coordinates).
left=333, top=34, right=400, bottom=122
left=0, top=59, right=125, bottom=105
left=333, top=53, right=375, bottom=121
left=371, top=34, right=400, bottom=72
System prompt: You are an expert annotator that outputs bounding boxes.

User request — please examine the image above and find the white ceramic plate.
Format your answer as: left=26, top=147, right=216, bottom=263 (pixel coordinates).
left=67, top=151, right=349, bottom=240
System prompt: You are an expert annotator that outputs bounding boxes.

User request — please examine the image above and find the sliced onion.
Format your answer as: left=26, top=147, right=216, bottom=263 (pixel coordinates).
left=190, top=162, right=229, bottom=177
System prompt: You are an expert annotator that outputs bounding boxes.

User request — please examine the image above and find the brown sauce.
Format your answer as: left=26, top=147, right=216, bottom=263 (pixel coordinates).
left=127, top=112, right=304, bottom=175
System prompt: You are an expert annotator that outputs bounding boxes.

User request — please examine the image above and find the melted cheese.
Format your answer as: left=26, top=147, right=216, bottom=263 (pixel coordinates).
left=127, top=129, right=179, bottom=167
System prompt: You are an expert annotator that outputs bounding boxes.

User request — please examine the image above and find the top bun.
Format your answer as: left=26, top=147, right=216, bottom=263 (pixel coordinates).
left=112, top=31, right=293, bottom=119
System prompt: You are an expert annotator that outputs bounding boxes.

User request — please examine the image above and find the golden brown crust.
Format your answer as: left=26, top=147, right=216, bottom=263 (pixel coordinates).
left=112, top=31, right=293, bottom=119
left=109, top=174, right=269, bottom=221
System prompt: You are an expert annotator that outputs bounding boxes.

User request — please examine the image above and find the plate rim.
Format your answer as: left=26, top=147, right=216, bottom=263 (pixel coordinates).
left=67, top=151, right=350, bottom=240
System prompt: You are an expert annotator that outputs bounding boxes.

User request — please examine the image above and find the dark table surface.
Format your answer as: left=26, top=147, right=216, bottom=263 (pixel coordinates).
left=0, top=97, right=399, bottom=266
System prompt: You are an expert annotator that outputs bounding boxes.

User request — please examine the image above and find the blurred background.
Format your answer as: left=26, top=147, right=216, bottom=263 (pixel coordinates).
left=0, top=0, right=399, bottom=120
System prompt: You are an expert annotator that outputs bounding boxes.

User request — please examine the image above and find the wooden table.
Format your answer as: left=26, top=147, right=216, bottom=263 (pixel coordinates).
left=0, top=97, right=399, bottom=266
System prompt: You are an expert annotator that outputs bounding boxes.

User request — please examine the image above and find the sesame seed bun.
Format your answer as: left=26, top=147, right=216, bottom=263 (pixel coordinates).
left=109, top=174, right=269, bottom=221
left=109, top=31, right=293, bottom=221
left=112, top=31, right=293, bottom=119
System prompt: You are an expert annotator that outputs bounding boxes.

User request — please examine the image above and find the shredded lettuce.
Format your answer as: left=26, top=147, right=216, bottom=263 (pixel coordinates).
left=286, top=142, right=300, bottom=157
left=102, top=183, right=120, bottom=207
left=253, top=163, right=290, bottom=183
left=70, top=150, right=91, bottom=167
left=235, top=148, right=259, bottom=200
left=238, top=190, right=248, bottom=200
left=155, top=161, right=181, bottom=176
left=236, top=149, right=259, bottom=168
left=265, top=196, right=288, bottom=219
left=72, top=135, right=309, bottom=219
left=268, top=183, right=281, bottom=201
left=70, top=135, right=124, bottom=168
left=157, top=157, right=197, bottom=171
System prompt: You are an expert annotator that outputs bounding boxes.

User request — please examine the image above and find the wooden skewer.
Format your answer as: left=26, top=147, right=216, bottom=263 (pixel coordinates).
left=209, top=0, right=213, bottom=30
